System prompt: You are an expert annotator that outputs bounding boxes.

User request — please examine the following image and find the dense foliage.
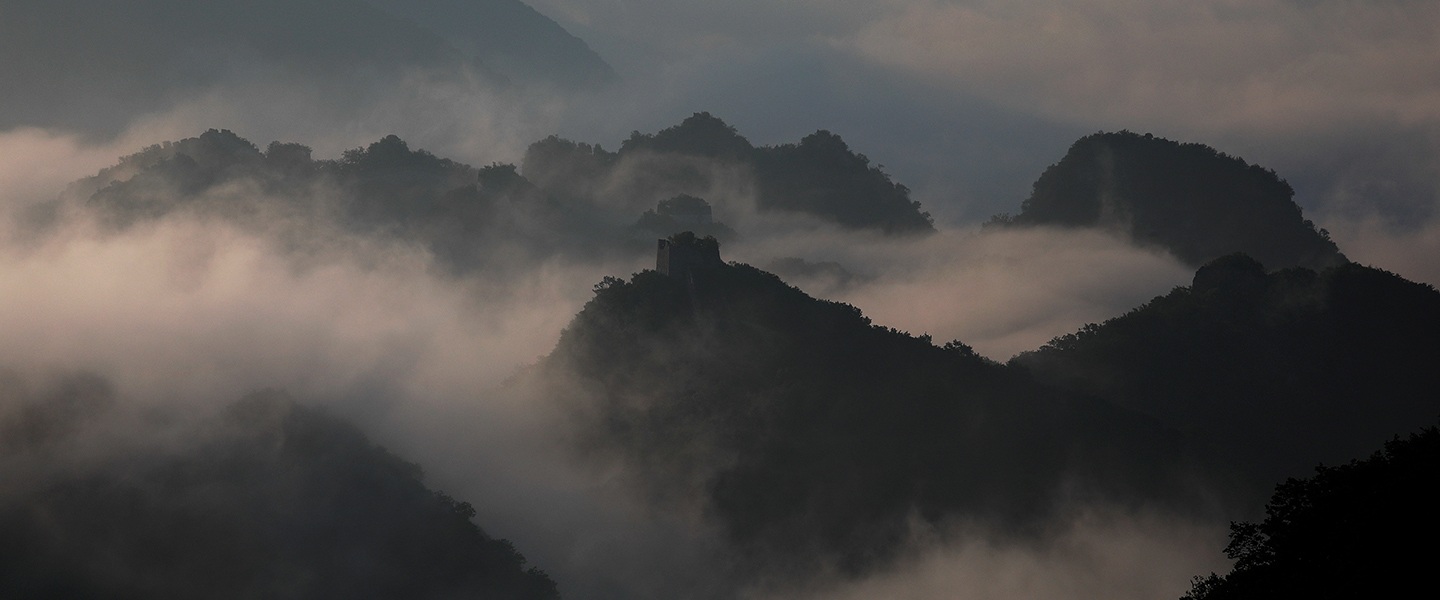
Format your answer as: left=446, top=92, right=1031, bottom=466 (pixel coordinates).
left=992, top=132, right=1346, bottom=269
left=1015, top=254, right=1440, bottom=497
left=1182, top=425, right=1439, bottom=600
left=0, top=382, right=558, bottom=600
left=539, top=254, right=1198, bottom=575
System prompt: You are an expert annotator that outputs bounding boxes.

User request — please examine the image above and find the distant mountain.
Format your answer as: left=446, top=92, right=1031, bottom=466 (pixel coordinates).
left=532, top=234, right=1199, bottom=578
left=0, top=381, right=558, bottom=600
left=1183, top=424, right=1439, bottom=600
left=1013, top=254, right=1440, bottom=497
left=990, top=132, right=1346, bottom=270
left=365, top=0, right=615, bottom=88
left=523, top=113, right=936, bottom=234
left=0, top=0, right=612, bottom=135
left=44, top=124, right=935, bottom=272
left=51, top=129, right=626, bottom=273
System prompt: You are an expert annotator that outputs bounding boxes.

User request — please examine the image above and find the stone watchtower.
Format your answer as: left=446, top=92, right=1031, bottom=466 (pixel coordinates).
left=656, top=232, right=723, bottom=278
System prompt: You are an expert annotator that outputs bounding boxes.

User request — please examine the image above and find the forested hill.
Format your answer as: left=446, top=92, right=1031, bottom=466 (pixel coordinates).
left=522, top=113, right=936, bottom=234
left=58, top=129, right=622, bottom=272
left=0, top=382, right=558, bottom=600
left=48, top=125, right=938, bottom=271
left=535, top=235, right=1200, bottom=579
left=990, top=132, right=1346, bottom=270
left=1013, top=254, right=1440, bottom=496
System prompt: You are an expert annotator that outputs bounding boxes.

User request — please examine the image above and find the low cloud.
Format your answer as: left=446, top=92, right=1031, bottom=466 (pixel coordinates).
left=726, top=225, right=1192, bottom=361
left=1324, top=213, right=1440, bottom=288
left=766, top=509, right=1228, bottom=600
left=0, top=148, right=658, bottom=597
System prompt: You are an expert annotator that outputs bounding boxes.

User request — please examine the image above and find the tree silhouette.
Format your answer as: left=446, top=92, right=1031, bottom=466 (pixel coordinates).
left=1182, top=425, right=1439, bottom=600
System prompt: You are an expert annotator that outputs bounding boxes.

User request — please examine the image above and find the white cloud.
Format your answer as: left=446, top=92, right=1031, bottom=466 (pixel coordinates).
left=766, top=509, right=1228, bottom=600
left=728, top=225, right=1192, bottom=361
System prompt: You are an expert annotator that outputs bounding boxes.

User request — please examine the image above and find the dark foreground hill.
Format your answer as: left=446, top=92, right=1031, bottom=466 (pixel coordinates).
left=991, top=132, right=1346, bottom=270
left=1182, top=424, right=1440, bottom=600
left=1014, top=254, right=1440, bottom=497
left=0, top=378, right=558, bottom=600
left=523, top=113, right=935, bottom=234
left=533, top=235, right=1200, bottom=578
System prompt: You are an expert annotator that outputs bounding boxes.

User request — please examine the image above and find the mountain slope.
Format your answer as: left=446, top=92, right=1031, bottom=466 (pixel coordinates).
left=1013, top=254, right=1440, bottom=495
left=0, top=0, right=612, bottom=135
left=0, top=381, right=558, bottom=600
left=366, top=0, right=615, bottom=87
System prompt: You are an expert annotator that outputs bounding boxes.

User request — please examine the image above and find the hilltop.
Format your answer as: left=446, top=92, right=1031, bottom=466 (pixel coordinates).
left=991, top=132, right=1347, bottom=270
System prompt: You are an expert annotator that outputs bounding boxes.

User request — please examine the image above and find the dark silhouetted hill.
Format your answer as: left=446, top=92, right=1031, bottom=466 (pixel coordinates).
left=0, top=379, right=559, bottom=600
left=534, top=244, right=1200, bottom=577
left=523, top=113, right=935, bottom=234
left=990, top=132, right=1346, bottom=270
left=754, top=130, right=933, bottom=233
left=1182, top=424, right=1439, bottom=600
left=1013, top=254, right=1440, bottom=499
